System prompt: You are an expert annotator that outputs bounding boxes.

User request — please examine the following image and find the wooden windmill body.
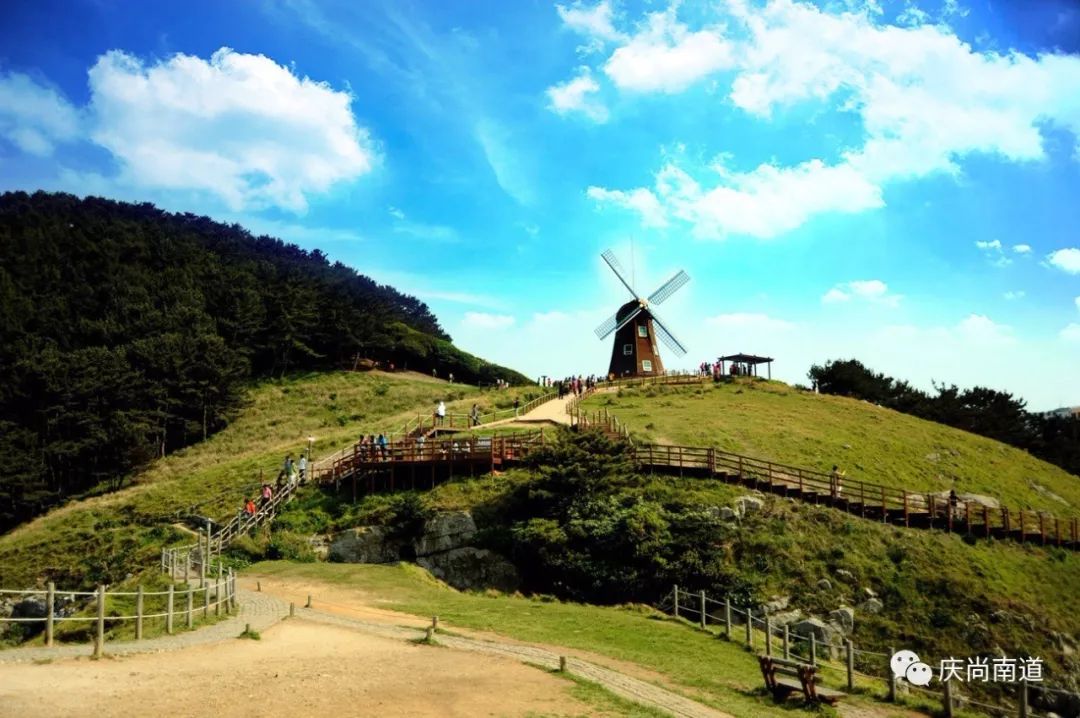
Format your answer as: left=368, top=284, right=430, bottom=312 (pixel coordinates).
left=595, top=249, right=690, bottom=378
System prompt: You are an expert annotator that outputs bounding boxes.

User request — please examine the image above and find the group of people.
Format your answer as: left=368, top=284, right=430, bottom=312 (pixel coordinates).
left=357, top=433, right=390, bottom=460
left=240, top=450, right=311, bottom=520
left=697, top=360, right=752, bottom=381
left=553, top=375, right=597, bottom=399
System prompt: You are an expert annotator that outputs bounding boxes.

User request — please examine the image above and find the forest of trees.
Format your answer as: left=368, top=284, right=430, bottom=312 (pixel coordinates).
left=808, top=359, right=1080, bottom=478
left=0, top=191, right=527, bottom=532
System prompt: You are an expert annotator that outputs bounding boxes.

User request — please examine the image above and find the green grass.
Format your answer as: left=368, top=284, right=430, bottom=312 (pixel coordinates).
left=582, top=380, right=1080, bottom=513
left=555, top=671, right=673, bottom=717
left=246, top=560, right=854, bottom=718
left=0, top=371, right=545, bottom=588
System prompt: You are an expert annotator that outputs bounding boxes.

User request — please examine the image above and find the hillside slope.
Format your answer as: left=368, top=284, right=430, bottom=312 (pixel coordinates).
left=0, top=371, right=545, bottom=588
left=0, top=191, right=528, bottom=532
left=581, top=379, right=1080, bottom=513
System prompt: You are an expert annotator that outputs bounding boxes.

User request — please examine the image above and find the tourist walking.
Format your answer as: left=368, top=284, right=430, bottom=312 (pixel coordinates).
left=260, top=482, right=273, bottom=506
left=377, top=432, right=388, bottom=460
left=830, top=465, right=845, bottom=500
left=244, top=497, right=256, bottom=517
left=470, top=403, right=480, bottom=427
left=298, top=452, right=308, bottom=483
left=436, top=400, right=446, bottom=426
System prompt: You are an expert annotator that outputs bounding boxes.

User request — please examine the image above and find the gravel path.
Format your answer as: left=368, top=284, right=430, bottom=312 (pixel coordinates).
left=297, top=607, right=732, bottom=718
left=1, top=586, right=729, bottom=717
left=0, top=589, right=289, bottom=664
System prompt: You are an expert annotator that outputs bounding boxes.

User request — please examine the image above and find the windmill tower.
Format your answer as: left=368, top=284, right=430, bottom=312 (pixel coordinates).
left=594, top=248, right=690, bottom=378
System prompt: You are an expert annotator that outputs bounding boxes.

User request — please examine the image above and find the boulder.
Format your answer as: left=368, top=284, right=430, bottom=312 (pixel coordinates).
left=329, top=526, right=402, bottom=564
left=416, top=548, right=519, bottom=592
left=858, top=598, right=884, bottom=615
left=11, top=596, right=48, bottom=619
left=791, top=618, right=841, bottom=646
left=719, top=507, right=738, bottom=521
left=829, top=606, right=855, bottom=633
left=816, top=578, right=832, bottom=591
left=862, top=586, right=877, bottom=599
left=413, top=511, right=477, bottom=557
left=770, top=610, right=804, bottom=627
left=834, top=569, right=855, bottom=583
left=309, top=535, right=331, bottom=561
left=762, top=595, right=791, bottom=614
left=735, top=496, right=764, bottom=518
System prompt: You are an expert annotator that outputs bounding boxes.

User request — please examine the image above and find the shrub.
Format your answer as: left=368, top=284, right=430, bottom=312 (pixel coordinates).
left=267, top=530, right=316, bottom=562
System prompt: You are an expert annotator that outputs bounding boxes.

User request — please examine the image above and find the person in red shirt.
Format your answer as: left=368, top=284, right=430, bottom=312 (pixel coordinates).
left=244, top=498, right=256, bottom=516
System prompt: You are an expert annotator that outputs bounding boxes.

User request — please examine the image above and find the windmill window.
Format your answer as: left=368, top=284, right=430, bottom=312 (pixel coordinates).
left=641, top=360, right=653, bottom=372
left=637, top=325, right=648, bottom=338
left=623, top=344, right=633, bottom=356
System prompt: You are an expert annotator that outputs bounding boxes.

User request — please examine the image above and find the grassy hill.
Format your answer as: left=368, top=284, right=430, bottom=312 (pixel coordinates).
left=0, top=371, right=546, bottom=588
left=580, top=379, right=1080, bottom=514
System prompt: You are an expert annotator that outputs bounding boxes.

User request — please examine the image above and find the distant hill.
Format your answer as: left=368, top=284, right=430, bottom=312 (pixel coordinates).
left=0, top=191, right=527, bottom=532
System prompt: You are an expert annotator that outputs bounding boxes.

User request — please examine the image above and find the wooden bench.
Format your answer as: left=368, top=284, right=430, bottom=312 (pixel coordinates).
left=758, top=655, right=847, bottom=705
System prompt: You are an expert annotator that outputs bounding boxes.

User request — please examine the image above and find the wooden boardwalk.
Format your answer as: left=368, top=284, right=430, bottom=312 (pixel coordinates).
left=313, top=407, right=1080, bottom=551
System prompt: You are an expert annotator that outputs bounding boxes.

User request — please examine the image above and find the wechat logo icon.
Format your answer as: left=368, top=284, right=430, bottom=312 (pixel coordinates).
left=891, top=650, right=934, bottom=687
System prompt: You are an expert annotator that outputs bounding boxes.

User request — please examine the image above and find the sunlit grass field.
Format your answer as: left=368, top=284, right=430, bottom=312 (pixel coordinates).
left=581, top=379, right=1080, bottom=513
left=0, top=371, right=543, bottom=587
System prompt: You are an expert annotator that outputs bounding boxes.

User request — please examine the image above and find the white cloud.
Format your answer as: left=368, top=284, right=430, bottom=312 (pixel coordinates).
left=0, top=72, right=81, bottom=156
left=586, top=185, right=668, bottom=227
left=591, top=158, right=881, bottom=239
left=822, top=279, right=900, bottom=306
left=1075, top=296, right=1080, bottom=313
left=85, top=48, right=376, bottom=213
left=1059, top=323, right=1080, bottom=344
left=1003, top=290, right=1025, bottom=300
left=1047, top=248, right=1080, bottom=274
left=1012, top=244, right=1032, bottom=254
left=546, top=68, right=609, bottom=122
left=388, top=206, right=406, bottom=220
left=957, top=314, right=1014, bottom=344
left=569, top=0, right=1080, bottom=238
left=556, top=1, right=625, bottom=43
left=603, top=9, right=734, bottom=93
left=975, top=238, right=1012, bottom=266
left=474, top=119, right=534, bottom=205
left=461, top=312, right=516, bottom=330
left=705, top=313, right=794, bottom=331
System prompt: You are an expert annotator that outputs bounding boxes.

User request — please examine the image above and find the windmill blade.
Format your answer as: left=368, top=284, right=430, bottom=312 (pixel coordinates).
left=647, top=270, right=690, bottom=306
left=601, top=249, right=638, bottom=299
left=650, top=310, right=688, bottom=356
left=594, top=310, right=620, bottom=339
left=612, top=306, right=643, bottom=336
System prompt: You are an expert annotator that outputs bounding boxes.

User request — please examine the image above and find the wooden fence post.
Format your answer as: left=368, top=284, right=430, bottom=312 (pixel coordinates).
left=745, top=608, right=753, bottom=647
left=943, top=676, right=954, bottom=718
left=186, top=587, right=194, bottom=629
left=45, top=581, right=55, bottom=647
left=215, top=578, right=221, bottom=617
left=94, top=585, right=105, bottom=657
left=765, top=617, right=773, bottom=656
left=203, top=584, right=210, bottom=618
left=725, top=598, right=732, bottom=637
left=887, top=647, right=897, bottom=701
left=783, top=625, right=790, bottom=659
left=1019, top=681, right=1028, bottom=718
left=810, top=634, right=817, bottom=666
left=699, top=590, right=706, bottom=629
left=846, top=639, right=854, bottom=690
left=135, top=585, right=144, bottom=640
left=166, top=585, right=174, bottom=634
left=673, top=584, right=679, bottom=618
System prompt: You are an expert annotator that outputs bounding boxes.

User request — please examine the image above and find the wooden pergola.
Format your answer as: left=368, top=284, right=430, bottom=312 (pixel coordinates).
left=718, top=353, right=774, bottom=380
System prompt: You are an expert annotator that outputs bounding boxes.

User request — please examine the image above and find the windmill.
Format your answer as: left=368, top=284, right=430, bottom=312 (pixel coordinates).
left=594, top=248, right=690, bottom=378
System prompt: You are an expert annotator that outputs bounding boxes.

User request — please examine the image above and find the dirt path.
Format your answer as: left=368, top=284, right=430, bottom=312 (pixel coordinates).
left=246, top=576, right=733, bottom=718
left=0, top=619, right=591, bottom=718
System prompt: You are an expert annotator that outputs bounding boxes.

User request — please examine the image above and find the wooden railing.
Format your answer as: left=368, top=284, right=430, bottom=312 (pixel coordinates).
left=0, top=570, right=236, bottom=655
left=311, top=391, right=558, bottom=476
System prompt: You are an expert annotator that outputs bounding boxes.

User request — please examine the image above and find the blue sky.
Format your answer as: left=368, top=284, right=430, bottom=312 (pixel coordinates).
left=1, top=0, right=1079, bottom=409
